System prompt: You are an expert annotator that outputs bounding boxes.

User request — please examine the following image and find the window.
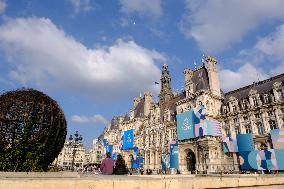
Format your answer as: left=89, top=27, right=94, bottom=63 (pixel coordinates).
left=225, top=127, right=231, bottom=136
left=268, top=111, right=274, bottom=117
left=223, top=107, right=228, bottom=114
left=235, top=126, right=240, bottom=135
left=263, top=94, right=270, bottom=103
left=233, top=118, right=238, bottom=123
left=257, top=122, right=264, bottom=135
left=243, top=116, right=249, bottom=122
left=241, top=101, right=246, bottom=109
left=269, top=120, right=278, bottom=130
left=255, top=113, right=260, bottom=119
left=245, top=124, right=252, bottom=134
left=254, top=96, right=258, bottom=106
left=232, top=105, right=237, bottom=112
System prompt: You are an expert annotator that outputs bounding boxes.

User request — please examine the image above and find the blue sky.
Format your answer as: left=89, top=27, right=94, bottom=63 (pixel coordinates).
left=1, top=0, right=284, bottom=149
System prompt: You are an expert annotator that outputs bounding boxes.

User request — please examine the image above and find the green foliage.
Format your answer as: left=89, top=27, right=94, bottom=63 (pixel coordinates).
left=0, top=89, right=67, bottom=172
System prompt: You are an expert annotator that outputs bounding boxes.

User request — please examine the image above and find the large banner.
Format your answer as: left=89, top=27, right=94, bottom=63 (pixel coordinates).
left=222, top=133, right=254, bottom=153
left=177, top=111, right=196, bottom=140
left=177, top=105, right=221, bottom=140
left=239, top=149, right=284, bottom=170
left=237, top=133, right=255, bottom=152
left=223, top=134, right=238, bottom=153
left=271, top=128, right=284, bottom=149
left=224, top=131, right=284, bottom=170
left=170, top=143, right=179, bottom=169
left=123, top=129, right=134, bottom=150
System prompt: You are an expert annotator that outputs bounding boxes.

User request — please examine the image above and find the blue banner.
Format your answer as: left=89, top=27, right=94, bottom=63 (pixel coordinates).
left=138, top=156, right=144, bottom=168
left=223, top=134, right=238, bottom=153
left=131, top=159, right=139, bottom=169
left=271, top=128, right=284, bottom=149
left=103, top=139, right=109, bottom=147
left=131, top=146, right=139, bottom=169
left=133, top=146, right=139, bottom=160
left=170, top=143, right=179, bottom=169
left=237, top=133, right=254, bottom=152
left=177, top=111, right=196, bottom=140
left=112, top=153, right=117, bottom=160
left=162, top=154, right=170, bottom=170
left=239, top=149, right=284, bottom=170
left=123, top=129, right=134, bottom=150
left=106, top=144, right=113, bottom=155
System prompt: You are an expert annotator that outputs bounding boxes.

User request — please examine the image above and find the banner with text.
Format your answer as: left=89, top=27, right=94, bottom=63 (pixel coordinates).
left=123, top=129, right=134, bottom=150
left=170, top=143, right=179, bottom=169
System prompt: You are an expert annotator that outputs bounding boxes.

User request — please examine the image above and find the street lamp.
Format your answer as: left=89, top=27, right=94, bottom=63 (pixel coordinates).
left=69, top=131, right=83, bottom=172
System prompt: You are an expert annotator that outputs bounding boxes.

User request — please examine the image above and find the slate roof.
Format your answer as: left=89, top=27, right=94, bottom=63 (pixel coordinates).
left=192, top=66, right=210, bottom=91
left=134, top=98, right=145, bottom=118
left=223, top=73, right=284, bottom=104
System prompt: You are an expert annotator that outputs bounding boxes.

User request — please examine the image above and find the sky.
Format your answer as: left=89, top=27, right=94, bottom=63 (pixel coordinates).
left=0, top=0, right=284, bottom=149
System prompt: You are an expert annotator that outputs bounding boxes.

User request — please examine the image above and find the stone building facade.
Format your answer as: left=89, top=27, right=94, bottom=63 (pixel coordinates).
left=98, top=56, right=284, bottom=173
left=53, top=140, right=89, bottom=170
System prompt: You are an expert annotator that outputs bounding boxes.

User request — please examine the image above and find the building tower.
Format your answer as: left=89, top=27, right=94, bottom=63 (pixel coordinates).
left=159, top=64, right=173, bottom=107
left=184, top=68, right=194, bottom=97
left=206, top=56, right=221, bottom=97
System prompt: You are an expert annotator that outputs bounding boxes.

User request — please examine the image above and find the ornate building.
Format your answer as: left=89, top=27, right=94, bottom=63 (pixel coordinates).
left=99, top=56, right=284, bottom=173
left=53, top=140, right=89, bottom=170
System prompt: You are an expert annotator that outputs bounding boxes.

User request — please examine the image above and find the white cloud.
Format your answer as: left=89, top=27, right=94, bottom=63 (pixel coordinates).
left=219, top=24, right=284, bottom=92
left=180, top=0, right=284, bottom=53
left=71, top=114, right=108, bottom=125
left=0, top=0, right=6, bottom=14
left=69, top=0, right=94, bottom=14
left=0, top=17, right=163, bottom=101
left=255, top=24, right=284, bottom=75
left=220, top=64, right=269, bottom=92
left=119, top=0, right=162, bottom=17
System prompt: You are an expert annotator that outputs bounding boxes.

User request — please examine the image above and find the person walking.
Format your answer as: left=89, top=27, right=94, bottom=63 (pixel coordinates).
left=113, top=154, right=128, bottom=175
left=100, top=152, right=114, bottom=175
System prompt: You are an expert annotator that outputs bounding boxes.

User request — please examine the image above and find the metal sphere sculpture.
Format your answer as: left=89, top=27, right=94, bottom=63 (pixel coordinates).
left=0, top=88, right=67, bottom=171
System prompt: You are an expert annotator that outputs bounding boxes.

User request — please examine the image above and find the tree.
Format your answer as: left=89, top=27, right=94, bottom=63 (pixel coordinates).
left=0, top=88, right=67, bottom=171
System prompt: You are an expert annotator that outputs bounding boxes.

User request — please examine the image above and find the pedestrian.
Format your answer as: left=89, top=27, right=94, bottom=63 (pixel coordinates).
left=113, top=154, right=128, bottom=175
left=100, top=152, right=115, bottom=175
left=140, top=168, right=144, bottom=175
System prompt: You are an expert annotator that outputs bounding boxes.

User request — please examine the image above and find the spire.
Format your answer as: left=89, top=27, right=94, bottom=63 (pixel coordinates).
left=159, top=64, right=173, bottom=106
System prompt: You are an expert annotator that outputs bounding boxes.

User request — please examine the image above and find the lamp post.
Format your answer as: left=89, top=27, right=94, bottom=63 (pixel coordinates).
left=69, top=131, right=83, bottom=172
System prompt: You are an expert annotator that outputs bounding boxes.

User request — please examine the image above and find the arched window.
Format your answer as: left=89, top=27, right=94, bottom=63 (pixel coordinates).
left=235, top=126, right=240, bottom=135
left=257, top=122, right=264, bottom=135
left=252, top=96, right=258, bottom=106
left=245, top=124, right=252, bottom=134
left=225, top=127, right=231, bottom=136
left=269, top=120, right=278, bottom=130
left=232, top=105, right=237, bottom=112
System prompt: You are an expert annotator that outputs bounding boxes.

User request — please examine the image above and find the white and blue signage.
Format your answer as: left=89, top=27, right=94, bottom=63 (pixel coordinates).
left=170, top=143, right=179, bottom=169
left=123, top=129, right=134, bottom=150
left=176, top=111, right=196, bottom=140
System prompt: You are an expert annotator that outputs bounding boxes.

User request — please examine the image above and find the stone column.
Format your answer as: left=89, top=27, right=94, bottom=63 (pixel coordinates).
left=144, top=151, right=148, bottom=169
left=274, top=109, right=281, bottom=129
left=261, top=111, right=269, bottom=133
left=150, top=150, right=154, bottom=169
